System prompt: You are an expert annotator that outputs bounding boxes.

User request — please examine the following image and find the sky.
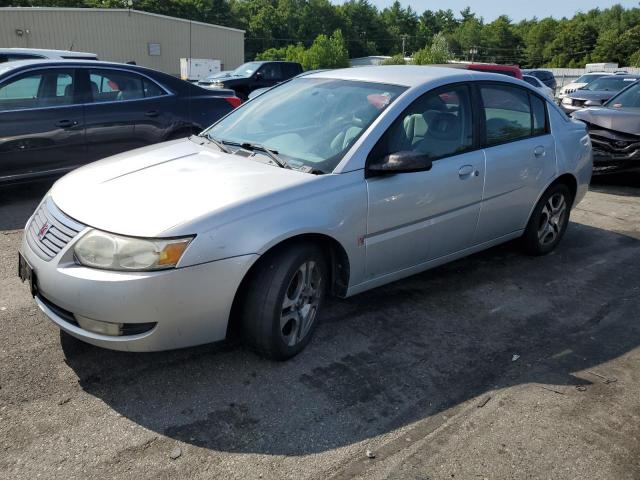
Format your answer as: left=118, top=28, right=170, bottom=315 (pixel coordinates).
left=345, top=0, right=640, bottom=21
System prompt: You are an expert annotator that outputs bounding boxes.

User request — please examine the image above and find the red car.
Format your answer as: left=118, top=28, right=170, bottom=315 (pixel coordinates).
left=435, top=63, right=523, bottom=79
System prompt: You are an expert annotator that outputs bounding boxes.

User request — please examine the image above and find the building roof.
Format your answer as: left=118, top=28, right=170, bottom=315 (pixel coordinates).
left=0, top=7, right=245, bottom=34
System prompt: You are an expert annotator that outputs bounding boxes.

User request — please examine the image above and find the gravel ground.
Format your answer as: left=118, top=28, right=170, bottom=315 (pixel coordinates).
left=1, top=176, right=639, bottom=480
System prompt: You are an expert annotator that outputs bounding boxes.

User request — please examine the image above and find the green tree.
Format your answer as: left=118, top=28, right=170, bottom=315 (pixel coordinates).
left=381, top=53, right=406, bottom=65
left=412, top=32, right=452, bottom=64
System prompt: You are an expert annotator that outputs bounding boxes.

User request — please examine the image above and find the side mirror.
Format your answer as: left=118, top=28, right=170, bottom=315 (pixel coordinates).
left=255, top=71, right=264, bottom=80
left=368, top=150, right=433, bottom=176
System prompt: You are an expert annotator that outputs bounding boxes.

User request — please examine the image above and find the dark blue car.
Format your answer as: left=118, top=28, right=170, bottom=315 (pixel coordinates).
left=0, top=59, right=240, bottom=184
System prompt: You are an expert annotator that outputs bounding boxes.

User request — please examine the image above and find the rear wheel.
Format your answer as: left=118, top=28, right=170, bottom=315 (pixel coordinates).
left=240, top=243, right=327, bottom=360
left=523, top=183, right=572, bottom=255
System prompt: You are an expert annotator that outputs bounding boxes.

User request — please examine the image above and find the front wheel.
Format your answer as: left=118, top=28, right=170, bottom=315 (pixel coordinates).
left=522, top=183, right=572, bottom=255
left=240, top=243, right=327, bottom=360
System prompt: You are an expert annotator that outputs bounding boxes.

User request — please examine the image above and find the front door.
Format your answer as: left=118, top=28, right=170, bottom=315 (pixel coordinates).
left=0, top=68, right=85, bottom=181
left=365, top=84, right=485, bottom=279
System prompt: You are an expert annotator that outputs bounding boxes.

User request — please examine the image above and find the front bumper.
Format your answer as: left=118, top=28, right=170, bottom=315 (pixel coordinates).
left=20, top=208, right=257, bottom=352
left=590, top=129, right=640, bottom=175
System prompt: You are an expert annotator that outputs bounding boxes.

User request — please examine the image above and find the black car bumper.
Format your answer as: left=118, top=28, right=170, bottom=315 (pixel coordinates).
left=590, top=129, right=640, bottom=174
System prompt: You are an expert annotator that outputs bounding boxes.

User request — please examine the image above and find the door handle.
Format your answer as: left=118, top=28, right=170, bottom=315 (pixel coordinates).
left=145, top=110, right=159, bottom=117
left=534, top=146, right=546, bottom=158
left=458, top=165, right=478, bottom=178
left=55, top=119, right=77, bottom=128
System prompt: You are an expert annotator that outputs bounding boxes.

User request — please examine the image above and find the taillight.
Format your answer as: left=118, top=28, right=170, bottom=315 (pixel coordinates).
left=225, top=97, right=242, bottom=108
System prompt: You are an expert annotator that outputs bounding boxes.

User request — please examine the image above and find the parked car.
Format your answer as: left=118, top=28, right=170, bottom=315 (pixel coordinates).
left=197, top=70, right=233, bottom=88
left=0, top=59, right=240, bottom=184
left=561, top=74, right=640, bottom=113
left=247, top=69, right=328, bottom=100
left=0, top=48, right=97, bottom=63
left=19, top=66, right=591, bottom=359
left=204, top=61, right=303, bottom=100
left=557, top=72, right=611, bottom=102
left=573, top=79, right=640, bottom=174
left=523, top=69, right=556, bottom=90
left=523, top=74, right=555, bottom=99
left=436, top=63, right=523, bottom=79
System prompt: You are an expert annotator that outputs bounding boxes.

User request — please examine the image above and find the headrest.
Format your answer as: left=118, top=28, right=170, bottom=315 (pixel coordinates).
left=426, top=112, right=460, bottom=140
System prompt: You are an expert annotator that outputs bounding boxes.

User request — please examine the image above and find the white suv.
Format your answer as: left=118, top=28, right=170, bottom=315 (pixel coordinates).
left=557, top=72, right=611, bottom=102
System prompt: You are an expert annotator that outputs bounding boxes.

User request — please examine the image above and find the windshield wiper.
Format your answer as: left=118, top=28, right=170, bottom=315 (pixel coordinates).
left=203, top=134, right=230, bottom=153
left=239, top=142, right=291, bottom=169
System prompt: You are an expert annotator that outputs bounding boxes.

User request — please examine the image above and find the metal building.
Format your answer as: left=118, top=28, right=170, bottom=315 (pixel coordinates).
left=0, top=7, right=245, bottom=76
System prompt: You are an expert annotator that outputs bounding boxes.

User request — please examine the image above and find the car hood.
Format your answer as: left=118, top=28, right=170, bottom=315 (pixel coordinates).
left=568, top=90, right=615, bottom=102
left=573, top=107, right=640, bottom=135
left=50, top=138, right=316, bottom=237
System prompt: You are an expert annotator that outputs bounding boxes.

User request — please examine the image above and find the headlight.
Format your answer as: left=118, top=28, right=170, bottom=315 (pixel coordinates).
left=562, top=97, right=572, bottom=105
left=74, top=230, right=193, bottom=271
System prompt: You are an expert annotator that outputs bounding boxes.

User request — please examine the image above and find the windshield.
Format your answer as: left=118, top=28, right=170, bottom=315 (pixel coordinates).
left=204, top=78, right=406, bottom=173
left=606, top=81, right=640, bottom=109
left=231, top=62, right=262, bottom=77
left=582, top=77, right=637, bottom=92
left=575, top=74, right=607, bottom=84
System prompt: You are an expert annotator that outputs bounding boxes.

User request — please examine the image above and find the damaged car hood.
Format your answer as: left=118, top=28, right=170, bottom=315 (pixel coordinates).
left=568, top=90, right=616, bottom=103
left=573, top=107, right=640, bottom=136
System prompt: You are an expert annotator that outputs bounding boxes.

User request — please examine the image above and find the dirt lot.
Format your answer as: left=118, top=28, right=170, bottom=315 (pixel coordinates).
left=1, top=176, right=639, bottom=480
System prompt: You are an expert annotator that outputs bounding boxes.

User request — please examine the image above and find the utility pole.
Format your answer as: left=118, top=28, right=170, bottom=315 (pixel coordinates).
left=401, top=34, right=408, bottom=58
left=469, top=46, right=478, bottom=62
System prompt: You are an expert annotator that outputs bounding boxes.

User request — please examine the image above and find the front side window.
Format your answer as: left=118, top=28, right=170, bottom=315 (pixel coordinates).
left=0, top=69, right=75, bottom=111
left=481, top=85, right=533, bottom=145
left=205, top=78, right=406, bottom=173
left=370, top=85, right=474, bottom=162
left=88, top=69, right=164, bottom=102
left=259, top=63, right=282, bottom=80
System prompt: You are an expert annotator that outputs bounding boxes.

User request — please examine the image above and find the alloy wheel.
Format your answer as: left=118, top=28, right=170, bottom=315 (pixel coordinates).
left=280, top=260, right=322, bottom=347
left=537, top=192, right=567, bottom=246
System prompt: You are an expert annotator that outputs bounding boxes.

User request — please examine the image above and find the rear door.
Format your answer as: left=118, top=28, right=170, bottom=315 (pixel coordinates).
left=474, top=83, right=557, bottom=243
left=82, top=67, right=175, bottom=160
left=0, top=67, right=86, bottom=181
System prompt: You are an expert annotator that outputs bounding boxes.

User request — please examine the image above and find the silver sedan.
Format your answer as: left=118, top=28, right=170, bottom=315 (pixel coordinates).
left=19, top=66, right=593, bottom=359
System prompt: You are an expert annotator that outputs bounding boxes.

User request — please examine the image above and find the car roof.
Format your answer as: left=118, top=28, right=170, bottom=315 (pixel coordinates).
left=0, top=58, right=151, bottom=74
left=305, top=65, right=517, bottom=87
left=0, top=48, right=96, bottom=57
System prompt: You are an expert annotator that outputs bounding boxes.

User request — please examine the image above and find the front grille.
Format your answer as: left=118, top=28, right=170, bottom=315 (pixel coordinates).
left=26, top=198, right=85, bottom=261
left=572, top=99, right=586, bottom=107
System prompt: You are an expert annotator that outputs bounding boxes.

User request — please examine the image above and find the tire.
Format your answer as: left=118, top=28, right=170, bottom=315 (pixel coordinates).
left=240, top=243, right=328, bottom=360
left=522, top=183, right=572, bottom=256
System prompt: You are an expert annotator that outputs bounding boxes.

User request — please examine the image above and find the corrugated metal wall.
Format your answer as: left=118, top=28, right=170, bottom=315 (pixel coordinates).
left=0, top=8, right=245, bottom=76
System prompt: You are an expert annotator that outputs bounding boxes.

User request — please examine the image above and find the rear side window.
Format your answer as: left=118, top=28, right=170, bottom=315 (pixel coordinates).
left=531, top=95, right=547, bottom=135
left=89, top=69, right=165, bottom=102
left=283, top=63, right=301, bottom=78
left=0, top=69, right=75, bottom=111
left=480, top=84, right=548, bottom=145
